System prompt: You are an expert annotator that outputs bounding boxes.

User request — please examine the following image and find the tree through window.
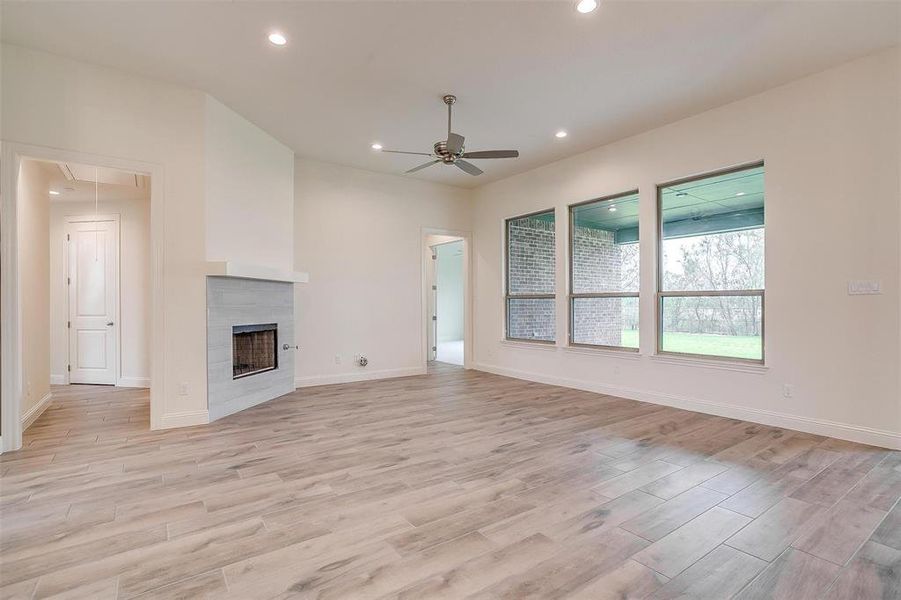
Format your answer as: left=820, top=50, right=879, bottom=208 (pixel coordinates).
left=658, top=163, right=765, bottom=361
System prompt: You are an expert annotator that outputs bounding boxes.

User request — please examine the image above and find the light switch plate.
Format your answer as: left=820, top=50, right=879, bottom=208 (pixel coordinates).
left=848, top=280, right=882, bottom=295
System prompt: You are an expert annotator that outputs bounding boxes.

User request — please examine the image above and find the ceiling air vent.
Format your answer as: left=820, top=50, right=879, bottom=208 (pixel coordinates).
left=58, top=163, right=149, bottom=188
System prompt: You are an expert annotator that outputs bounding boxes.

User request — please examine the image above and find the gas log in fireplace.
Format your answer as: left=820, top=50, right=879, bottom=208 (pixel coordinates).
left=232, top=323, right=278, bottom=379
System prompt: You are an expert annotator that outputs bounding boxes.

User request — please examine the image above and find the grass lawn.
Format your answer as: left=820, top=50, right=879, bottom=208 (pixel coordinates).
left=620, top=330, right=761, bottom=360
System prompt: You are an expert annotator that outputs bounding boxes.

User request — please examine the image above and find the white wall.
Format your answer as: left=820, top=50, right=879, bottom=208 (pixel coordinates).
left=17, top=160, right=51, bottom=418
left=5, top=42, right=898, bottom=449
left=473, top=49, right=901, bottom=448
left=2, top=43, right=207, bottom=427
left=294, top=159, right=471, bottom=385
left=49, top=196, right=151, bottom=387
left=436, top=240, right=464, bottom=342
left=204, top=96, right=295, bottom=271
left=3, top=44, right=294, bottom=430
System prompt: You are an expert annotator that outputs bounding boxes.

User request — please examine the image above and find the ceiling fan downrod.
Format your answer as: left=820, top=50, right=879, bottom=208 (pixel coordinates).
left=444, top=94, right=456, bottom=139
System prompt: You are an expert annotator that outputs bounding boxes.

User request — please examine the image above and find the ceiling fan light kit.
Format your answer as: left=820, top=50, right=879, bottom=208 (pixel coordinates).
left=377, top=94, right=520, bottom=176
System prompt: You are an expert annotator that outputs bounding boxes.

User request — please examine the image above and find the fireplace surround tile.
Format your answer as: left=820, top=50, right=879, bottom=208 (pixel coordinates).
left=207, top=277, right=295, bottom=421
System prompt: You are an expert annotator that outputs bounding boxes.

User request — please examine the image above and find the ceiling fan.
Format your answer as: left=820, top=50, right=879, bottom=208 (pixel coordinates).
left=377, top=95, right=519, bottom=176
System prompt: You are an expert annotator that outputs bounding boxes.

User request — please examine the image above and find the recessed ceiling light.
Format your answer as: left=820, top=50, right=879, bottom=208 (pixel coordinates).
left=371, top=143, right=383, bottom=151
left=555, top=130, right=568, bottom=138
left=608, top=206, right=617, bottom=212
left=575, top=0, right=598, bottom=14
left=268, top=32, right=287, bottom=46
left=735, top=191, right=745, bottom=196
left=49, top=190, right=60, bottom=195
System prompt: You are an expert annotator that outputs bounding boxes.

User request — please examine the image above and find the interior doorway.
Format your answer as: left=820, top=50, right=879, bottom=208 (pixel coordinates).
left=426, top=236, right=465, bottom=366
left=14, top=156, right=151, bottom=434
left=2, top=142, right=164, bottom=452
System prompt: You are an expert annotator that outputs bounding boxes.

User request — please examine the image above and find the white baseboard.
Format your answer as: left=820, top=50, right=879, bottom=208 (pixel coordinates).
left=117, top=377, right=150, bottom=388
left=295, top=366, right=426, bottom=388
left=21, top=392, right=53, bottom=430
left=472, top=362, right=901, bottom=450
left=50, top=374, right=67, bottom=385
left=159, top=410, right=209, bottom=429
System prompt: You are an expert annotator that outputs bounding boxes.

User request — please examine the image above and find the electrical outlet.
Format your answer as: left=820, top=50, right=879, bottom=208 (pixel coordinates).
left=178, top=382, right=189, bottom=396
left=613, top=366, right=621, bottom=377
left=334, top=354, right=341, bottom=365
left=782, top=384, right=794, bottom=399
left=848, top=280, right=882, bottom=295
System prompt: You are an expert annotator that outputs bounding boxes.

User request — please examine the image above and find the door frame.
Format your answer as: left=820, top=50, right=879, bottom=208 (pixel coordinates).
left=1, top=142, right=166, bottom=452
left=426, top=243, right=438, bottom=362
left=420, top=228, right=472, bottom=370
left=65, top=214, right=122, bottom=386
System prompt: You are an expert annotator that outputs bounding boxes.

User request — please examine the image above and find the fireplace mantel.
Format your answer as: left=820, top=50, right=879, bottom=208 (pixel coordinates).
left=205, top=261, right=309, bottom=284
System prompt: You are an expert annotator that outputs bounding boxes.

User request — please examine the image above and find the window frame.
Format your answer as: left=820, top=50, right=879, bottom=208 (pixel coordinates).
left=568, top=189, right=641, bottom=352
left=504, top=208, right=557, bottom=344
left=655, top=161, right=765, bottom=364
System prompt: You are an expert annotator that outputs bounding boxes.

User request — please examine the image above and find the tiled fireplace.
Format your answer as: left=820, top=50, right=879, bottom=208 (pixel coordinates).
left=207, top=277, right=294, bottom=421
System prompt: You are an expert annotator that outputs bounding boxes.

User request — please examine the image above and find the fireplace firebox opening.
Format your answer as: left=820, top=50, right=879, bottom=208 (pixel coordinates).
left=232, top=323, right=278, bottom=379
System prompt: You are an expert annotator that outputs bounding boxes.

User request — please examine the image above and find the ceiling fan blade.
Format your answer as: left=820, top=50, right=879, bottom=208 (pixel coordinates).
left=461, top=150, right=519, bottom=159
left=381, top=149, right=434, bottom=156
left=406, top=160, right=440, bottom=174
left=446, top=133, right=465, bottom=155
left=454, top=160, right=483, bottom=176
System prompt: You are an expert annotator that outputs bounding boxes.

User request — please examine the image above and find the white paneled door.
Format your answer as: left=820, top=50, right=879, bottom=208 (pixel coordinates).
left=67, top=216, right=119, bottom=385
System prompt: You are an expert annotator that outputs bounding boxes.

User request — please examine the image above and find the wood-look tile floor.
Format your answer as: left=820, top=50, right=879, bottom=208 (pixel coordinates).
left=1, top=364, right=899, bottom=599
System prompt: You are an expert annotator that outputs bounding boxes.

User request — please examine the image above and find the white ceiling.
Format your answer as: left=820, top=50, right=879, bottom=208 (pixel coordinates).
left=3, top=1, right=898, bottom=188
left=32, top=160, right=150, bottom=204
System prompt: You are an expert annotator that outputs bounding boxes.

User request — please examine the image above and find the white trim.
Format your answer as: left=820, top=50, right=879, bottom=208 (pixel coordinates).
left=21, top=392, right=53, bottom=430
left=295, top=366, right=426, bottom=388
left=160, top=410, right=209, bottom=429
left=562, top=345, right=642, bottom=360
left=649, top=353, right=769, bottom=374
left=0, top=142, right=166, bottom=452
left=472, top=362, right=901, bottom=450
left=50, top=374, right=67, bottom=385
left=117, top=377, right=150, bottom=388
left=1, top=142, right=23, bottom=452
left=500, top=339, right=559, bottom=352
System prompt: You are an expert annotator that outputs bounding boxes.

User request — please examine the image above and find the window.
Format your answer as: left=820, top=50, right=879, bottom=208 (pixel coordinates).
left=658, top=163, right=764, bottom=361
left=569, top=191, right=640, bottom=349
left=505, top=210, right=556, bottom=342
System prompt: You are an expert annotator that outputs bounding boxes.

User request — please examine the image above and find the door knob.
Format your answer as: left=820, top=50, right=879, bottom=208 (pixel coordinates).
left=107, top=321, right=115, bottom=326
